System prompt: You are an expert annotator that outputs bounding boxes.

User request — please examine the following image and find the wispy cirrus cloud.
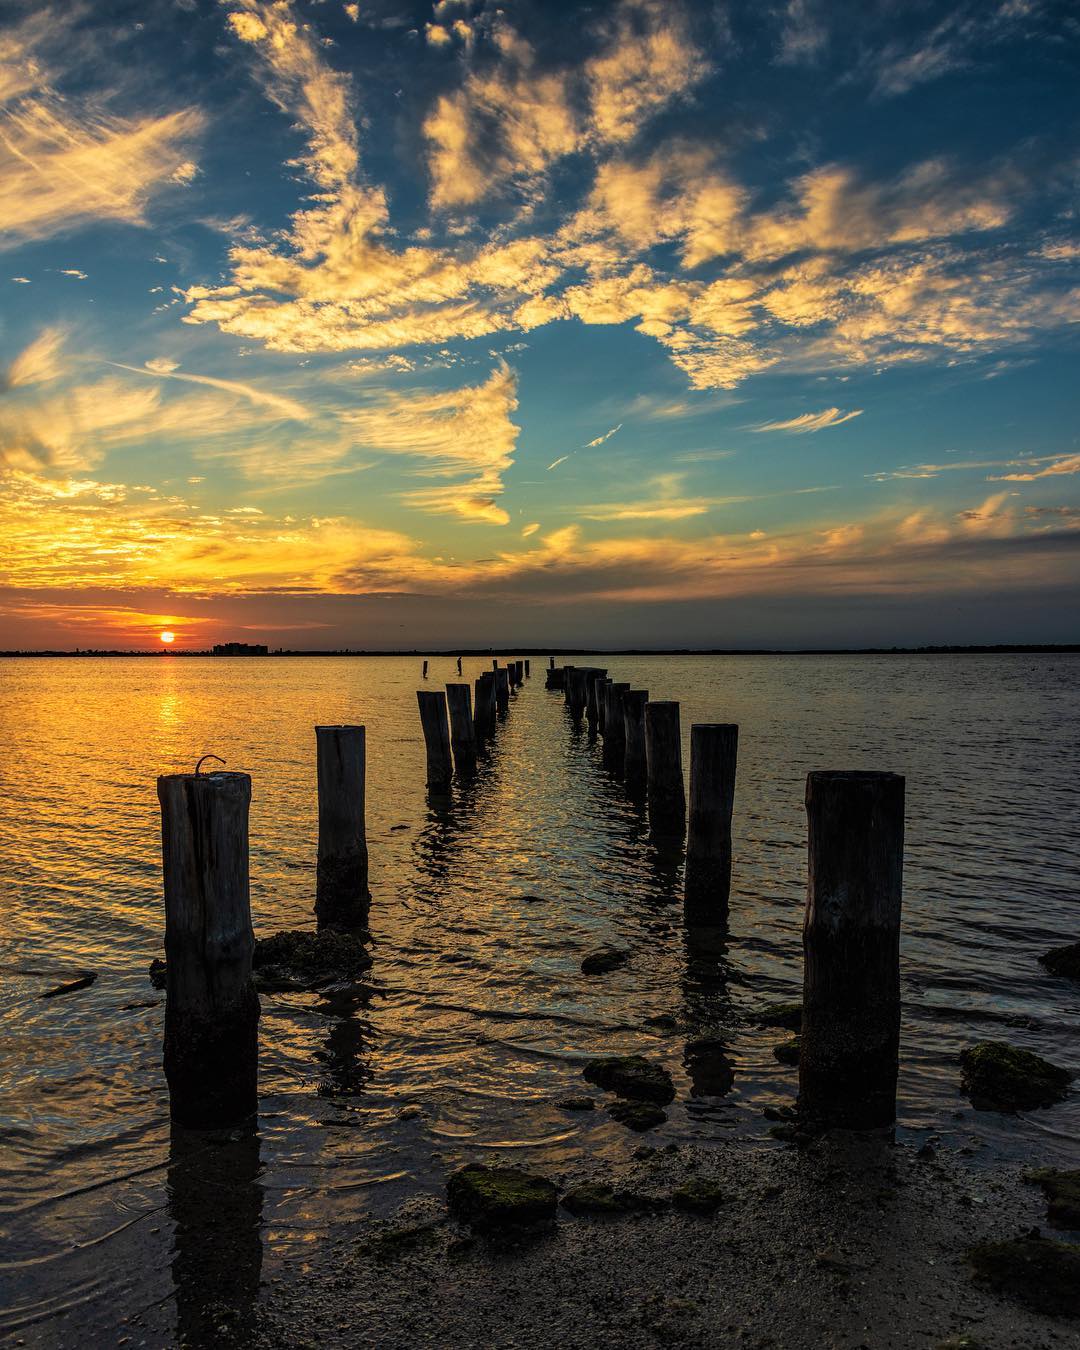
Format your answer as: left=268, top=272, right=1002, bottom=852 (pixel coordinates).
left=989, top=453, right=1080, bottom=482
left=753, top=407, right=863, bottom=434
left=111, top=361, right=311, bottom=421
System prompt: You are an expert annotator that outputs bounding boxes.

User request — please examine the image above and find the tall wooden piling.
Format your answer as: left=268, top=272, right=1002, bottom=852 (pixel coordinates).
left=315, top=725, right=370, bottom=930
left=603, top=683, right=630, bottom=768
left=422, top=659, right=428, bottom=679
left=800, top=770, right=905, bottom=1129
left=567, top=667, right=589, bottom=721
left=585, top=668, right=607, bottom=731
left=524, top=659, right=530, bottom=678
left=685, top=724, right=738, bottom=917
left=158, top=770, right=259, bottom=1127
left=562, top=665, right=575, bottom=704
left=474, top=672, right=495, bottom=737
left=456, top=656, right=462, bottom=676
left=417, top=690, right=453, bottom=791
left=645, top=701, right=686, bottom=840
left=622, top=690, right=649, bottom=787
left=495, top=666, right=510, bottom=714
left=446, top=684, right=477, bottom=774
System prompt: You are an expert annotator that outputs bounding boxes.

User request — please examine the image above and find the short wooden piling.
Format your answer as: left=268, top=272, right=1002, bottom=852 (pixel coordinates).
left=422, top=659, right=428, bottom=679
left=417, top=690, right=453, bottom=791
left=603, top=683, right=630, bottom=768
left=456, top=657, right=462, bottom=676
left=495, top=666, right=510, bottom=714
left=685, top=724, right=738, bottom=917
left=622, top=690, right=649, bottom=787
left=645, top=701, right=686, bottom=840
left=567, top=667, right=588, bottom=720
left=585, top=668, right=607, bottom=730
left=524, top=659, right=530, bottom=678
left=315, top=725, right=370, bottom=930
left=545, top=659, right=564, bottom=691
left=445, top=684, right=477, bottom=774
left=157, top=770, right=259, bottom=1127
left=800, top=770, right=905, bottom=1129
left=562, top=665, right=575, bottom=704
left=474, top=672, right=495, bottom=737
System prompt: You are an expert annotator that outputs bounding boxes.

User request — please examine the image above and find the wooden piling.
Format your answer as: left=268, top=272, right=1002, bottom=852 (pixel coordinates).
left=585, top=668, right=607, bottom=730
left=157, top=770, right=259, bottom=1127
left=603, top=683, right=630, bottom=768
left=456, top=656, right=462, bottom=676
left=314, top=725, right=370, bottom=930
left=645, top=701, right=686, bottom=840
left=622, top=690, right=649, bottom=787
left=422, top=659, right=428, bottom=679
left=495, top=666, right=510, bottom=714
left=562, top=665, right=575, bottom=704
left=417, top=690, right=453, bottom=791
left=524, top=659, right=530, bottom=678
left=685, top=724, right=738, bottom=917
left=800, top=770, right=905, bottom=1129
left=474, top=672, right=495, bottom=737
left=445, top=684, right=477, bottom=774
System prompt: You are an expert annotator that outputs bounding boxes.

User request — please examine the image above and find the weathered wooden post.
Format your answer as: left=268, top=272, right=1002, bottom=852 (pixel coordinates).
left=474, top=672, right=495, bottom=737
left=545, top=658, right=564, bottom=691
left=645, top=701, right=685, bottom=840
left=685, top=724, right=738, bottom=917
left=598, top=677, right=614, bottom=736
left=800, top=771, right=904, bottom=1129
left=158, top=769, right=259, bottom=1127
left=585, top=668, right=607, bottom=733
left=446, top=684, right=477, bottom=775
left=417, top=690, right=453, bottom=792
left=456, top=656, right=462, bottom=676
left=567, top=667, right=586, bottom=721
left=603, top=683, right=630, bottom=769
left=516, top=659, right=524, bottom=684
left=563, top=665, right=575, bottom=704
left=524, top=659, right=530, bottom=678
left=422, top=659, right=428, bottom=679
left=495, top=666, right=510, bottom=714
left=622, top=690, right=649, bottom=788
left=314, top=725, right=369, bottom=930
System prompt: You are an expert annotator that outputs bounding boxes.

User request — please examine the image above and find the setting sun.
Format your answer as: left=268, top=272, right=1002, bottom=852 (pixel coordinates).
left=159, top=631, right=176, bottom=645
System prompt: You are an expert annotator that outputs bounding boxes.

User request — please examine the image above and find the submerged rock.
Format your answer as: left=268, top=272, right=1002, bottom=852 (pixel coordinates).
left=149, top=958, right=167, bottom=990
left=1024, top=1168, right=1080, bottom=1228
left=684, top=1037, right=735, bottom=1096
left=581, top=947, right=629, bottom=975
left=254, top=929, right=373, bottom=991
left=556, top=1095, right=596, bottom=1112
left=1040, top=941, right=1080, bottom=981
left=561, top=1182, right=662, bottom=1216
left=671, top=1178, right=724, bottom=1215
left=773, top=1037, right=801, bottom=1066
left=607, top=1099, right=668, bottom=1132
left=446, top=1164, right=557, bottom=1230
left=959, top=1041, right=1072, bottom=1111
left=968, top=1235, right=1080, bottom=1318
left=358, top=1221, right=440, bottom=1261
left=583, top=1055, right=675, bottom=1103
left=756, top=1001, right=803, bottom=1031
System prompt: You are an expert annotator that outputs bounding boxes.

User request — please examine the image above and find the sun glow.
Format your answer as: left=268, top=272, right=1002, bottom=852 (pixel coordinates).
left=159, top=630, right=176, bottom=644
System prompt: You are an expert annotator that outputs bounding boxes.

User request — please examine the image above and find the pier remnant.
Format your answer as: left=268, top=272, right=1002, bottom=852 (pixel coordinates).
left=685, top=724, right=738, bottom=916
left=800, top=770, right=904, bottom=1128
left=622, top=690, right=649, bottom=788
left=446, top=684, right=478, bottom=775
left=417, top=690, right=453, bottom=791
left=315, top=725, right=370, bottom=929
left=524, top=659, right=530, bottom=678
left=473, top=672, right=496, bottom=738
left=495, top=666, right=510, bottom=715
left=158, top=769, right=259, bottom=1127
left=603, top=683, right=630, bottom=769
left=645, top=702, right=686, bottom=840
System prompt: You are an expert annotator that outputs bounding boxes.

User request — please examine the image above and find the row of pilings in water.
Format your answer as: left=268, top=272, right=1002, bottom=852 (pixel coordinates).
left=156, top=654, right=905, bottom=1137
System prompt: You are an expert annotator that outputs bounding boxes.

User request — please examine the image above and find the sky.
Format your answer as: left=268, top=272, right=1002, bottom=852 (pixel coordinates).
left=0, top=0, right=1078, bottom=651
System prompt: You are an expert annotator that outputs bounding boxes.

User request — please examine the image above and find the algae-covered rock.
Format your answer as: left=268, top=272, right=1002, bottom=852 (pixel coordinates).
left=556, top=1095, right=596, bottom=1112
left=1040, top=941, right=1080, bottom=981
left=581, top=947, right=629, bottom=975
left=671, top=1178, right=724, bottom=1215
left=561, top=1183, right=661, bottom=1216
left=583, top=1055, right=675, bottom=1103
left=756, top=1001, right=803, bottom=1031
left=1024, top=1168, right=1080, bottom=1228
left=253, top=929, right=373, bottom=992
left=358, top=1221, right=440, bottom=1261
left=968, top=1235, right=1080, bottom=1318
left=959, top=1041, right=1072, bottom=1111
left=607, top=1099, right=667, bottom=1132
left=446, top=1165, right=557, bottom=1230
left=773, top=1037, right=801, bottom=1066
left=684, top=1038, right=735, bottom=1096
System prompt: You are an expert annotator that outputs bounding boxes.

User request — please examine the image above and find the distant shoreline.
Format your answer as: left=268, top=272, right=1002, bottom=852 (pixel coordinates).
left=2, top=644, right=1077, bottom=658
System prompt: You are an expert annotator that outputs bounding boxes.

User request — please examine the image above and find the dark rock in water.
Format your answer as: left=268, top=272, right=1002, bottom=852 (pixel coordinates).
left=446, top=1164, right=557, bottom=1230
left=960, top=1041, right=1072, bottom=1111
left=561, top=1182, right=661, bottom=1216
left=684, top=1037, right=735, bottom=1096
left=40, top=973, right=96, bottom=999
left=762, top=1103, right=797, bottom=1122
left=151, top=931, right=373, bottom=992
left=1024, top=1167, right=1080, bottom=1228
left=581, top=947, right=629, bottom=975
left=556, top=1095, right=596, bottom=1112
left=607, top=1100, right=668, bottom=1132
left=671, top=1178, right=724, bottom=1215
left=773, top=1037, right=801, bottom=1066
left=149, top=959, right=167, bottom=990
left=583, top=1055, right=675, bottom=1103
left=357, top=1221, right=440, bottom=1261
left=1040, top=940, right=1080, bottom=981
left=756, top=1001, right=803, bottom=1031
left=968, top=1235, right=1080, bottom=1318
left=645, top=1013, right=679, bottom=1031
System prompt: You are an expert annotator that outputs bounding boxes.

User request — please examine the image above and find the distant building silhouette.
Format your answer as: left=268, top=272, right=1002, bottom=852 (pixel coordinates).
left=212, top=642, right=269, bottom=656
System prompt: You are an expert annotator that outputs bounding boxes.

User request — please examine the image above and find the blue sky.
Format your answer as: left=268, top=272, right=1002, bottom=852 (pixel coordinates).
left=0, top=0, right=1077, bottom=648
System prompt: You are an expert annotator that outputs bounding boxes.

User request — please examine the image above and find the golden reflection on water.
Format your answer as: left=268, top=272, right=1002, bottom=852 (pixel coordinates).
left=1, top=653, right=1079, bottom=1340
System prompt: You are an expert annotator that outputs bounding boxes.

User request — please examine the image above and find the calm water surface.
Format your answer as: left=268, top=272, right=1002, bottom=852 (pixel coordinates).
left=1, top=654, right=1078, bottom=1343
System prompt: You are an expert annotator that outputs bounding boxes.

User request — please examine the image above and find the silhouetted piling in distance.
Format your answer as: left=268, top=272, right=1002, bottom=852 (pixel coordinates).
left=422, top=659, right=428, bottom=679
left=598, top=677, right=614, bottom=736
left=445, top=684, right=477, bottom=775
left=622, top=689, right=649, bottom=787
left=524, top=659, right=530, bottom=678
left=568, top=667, right=590, bottom=721
left=603, top=682, right=630, bottom=769
left=495, top=666, right=510, bottom=714
left=645, top=701, right=686, bottom=841
left=315, top=725, right=370, bottom=930
left=157, top=770, right=259, bottom=1127
left=800, top=770, right=905, bottom=1129
left=545, top=658, right=564, bottom=690
left=685, top=724, right=738, bottom=918
left=562, top=665, right=575, bottom=704
left=456, top=656, right=462, bottom=675
left=417, top=690, right=453, bottom=792
left=585, top=668, right=607, bottom=731
left=474, top=672, right=495, bottom=737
